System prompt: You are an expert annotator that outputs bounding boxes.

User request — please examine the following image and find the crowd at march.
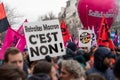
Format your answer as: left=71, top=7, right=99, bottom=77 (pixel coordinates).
left=0, top=12, right=119, bottom=80
left=0, top=41, right=120, bottom=80
left=0, top=1, right=120, bottom=80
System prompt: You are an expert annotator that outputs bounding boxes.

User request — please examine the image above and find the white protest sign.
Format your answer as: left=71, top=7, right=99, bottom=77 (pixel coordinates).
left=78, top=30, right=91, bottom=47
left=23, top=20, right=66, bottom=61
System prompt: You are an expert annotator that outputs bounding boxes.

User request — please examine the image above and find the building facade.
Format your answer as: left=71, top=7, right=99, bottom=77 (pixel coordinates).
left=58, top=0, right=82, bottom=37
left=58, top=0, right=120, bottom=35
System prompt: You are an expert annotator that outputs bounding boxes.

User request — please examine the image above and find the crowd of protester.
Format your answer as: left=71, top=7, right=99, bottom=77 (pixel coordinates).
left=0, top=41, right=120, bottom=80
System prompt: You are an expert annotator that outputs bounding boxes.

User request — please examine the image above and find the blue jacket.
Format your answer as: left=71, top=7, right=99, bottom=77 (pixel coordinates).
left=86, top=67, right=115, bottom=80
left=86, top=47, right=116, bottom=80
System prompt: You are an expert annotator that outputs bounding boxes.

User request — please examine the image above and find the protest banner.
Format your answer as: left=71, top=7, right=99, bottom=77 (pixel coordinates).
left=23, top=20, right=66, bottom=61
left=78, top=30, right=91, bottom=47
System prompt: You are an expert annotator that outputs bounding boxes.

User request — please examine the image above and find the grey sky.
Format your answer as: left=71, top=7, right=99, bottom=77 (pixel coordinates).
left=2, top=0, right=68, bottom=22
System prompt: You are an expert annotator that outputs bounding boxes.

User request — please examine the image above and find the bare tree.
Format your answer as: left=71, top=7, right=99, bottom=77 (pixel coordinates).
left=5, top=5, right=24, bottom=27
left=37, top=12, right=57, bottom=21
left=1, top=4, right=23, bottom=41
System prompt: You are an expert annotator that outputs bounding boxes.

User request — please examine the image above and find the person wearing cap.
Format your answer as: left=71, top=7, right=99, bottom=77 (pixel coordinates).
left=86, top=47, right=115, bottom=80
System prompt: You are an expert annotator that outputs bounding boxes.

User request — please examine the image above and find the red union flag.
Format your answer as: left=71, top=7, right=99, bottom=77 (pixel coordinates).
left=97, top=15, right=114, bottom=50
left=60, top=20, right=71, bottom=46
left=97, top=15, right=109, bottom=46
left=0, top=27, right=26, bottom=59
left=0, top=3, right=9, bottom=32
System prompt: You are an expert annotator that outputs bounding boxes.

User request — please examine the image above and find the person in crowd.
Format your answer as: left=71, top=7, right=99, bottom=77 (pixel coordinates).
left=63, top=42, right=77, bottom=59
left=115, top=46, right=120, bottom=57
left=3, top=47, right=30, bottom=78
left=86, top=73, right=105, bottom=80
left=113, top=56, right=120, bottom=80
left=23, top=48, right=31, bottom=75
left=60, top=59, right=85, bottom=80
left=45, top=55, right=52, bottom=63
left=45, top=55, right=59, bottom=70
left=45, top=55, right=60, bottom=79
left=81, top=47, right=90, bottom=62
left=28, top=61, right=38, bottom=75
left=3, top=47, right=24, bottom=70
left=86, top=47, right=116, bottom=80
left=85, top=46, right=97, bottom=71
left=74, top=55, right=86, bottom=68
left=0, top=64, right=26, bottom=80
left=75, top=47, right=94, bottom=71
left=31, top=61, right=58, bottom=80
left=67, top=42, right=77, bottom=52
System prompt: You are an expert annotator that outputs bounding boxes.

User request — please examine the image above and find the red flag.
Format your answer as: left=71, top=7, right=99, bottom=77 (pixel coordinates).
left=98, top=15, right=109, bottom=45
left=60, top=20, right=71, bottom=46
left=0, top=27, right=26, bottom=59
left=0, top=3, right=9, bottom=32
left=108, top=39, right=115, bottom=51
left=17, top=19, right=28, bottom=36
left=97, top=15, right=114, bottom=50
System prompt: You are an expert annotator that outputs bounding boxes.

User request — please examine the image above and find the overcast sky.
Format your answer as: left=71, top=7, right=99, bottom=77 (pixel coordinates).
left=2, top=0, right=68, bottom=22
